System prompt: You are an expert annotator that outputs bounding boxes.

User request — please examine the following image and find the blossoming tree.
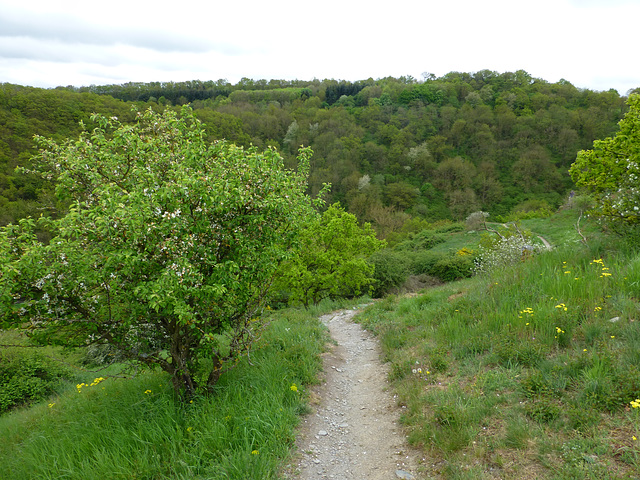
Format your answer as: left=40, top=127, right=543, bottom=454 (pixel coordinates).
left=570, top=94, right=640, bottom=226
left=0, top=107, right=321, bottom=397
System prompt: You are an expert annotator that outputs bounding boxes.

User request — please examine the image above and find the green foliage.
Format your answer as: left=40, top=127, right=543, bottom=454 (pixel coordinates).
left=408, top=250, right=475, bottom=282
left=367, top=220, right=477, bottom=296
left=473, top=225, right=542, bottom=275
left=276, top=203, right=384, bottom=307
left=0, top=346, right=73, bottom=413
left=0, top=107, right=319, bottom=397
left=431, top=221, right=466, bottom=233
left=397, top=83, right=444, bottom=106
left=0, top=83, right=133, bottom=226
left=0, top=307, right=329, bottom=479
left=570, top=94, right=640, bottom=226
left=410, top=251, right=446, bottom=275
left=395, top=229, right=447, bottom=250
left=431, top=255, right=475, bottom=282
left=368, top=250, right=411, bottom=297
left=2, top=73, right=630, bottom=232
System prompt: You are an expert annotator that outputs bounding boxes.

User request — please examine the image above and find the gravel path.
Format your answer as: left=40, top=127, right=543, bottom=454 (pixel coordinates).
left=283, top=308, right=423, bottom=480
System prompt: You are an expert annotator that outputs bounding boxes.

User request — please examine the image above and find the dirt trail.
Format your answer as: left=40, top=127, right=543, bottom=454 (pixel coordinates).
left=283, top=308, right=423, bottom=480
left=537, top=235, right=552, bottom=250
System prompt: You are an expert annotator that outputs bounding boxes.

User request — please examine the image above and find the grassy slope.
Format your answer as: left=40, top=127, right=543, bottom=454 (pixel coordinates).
left=2, top=210, right=638, bottom=479
left=0, top=302, right=358, bottom=480
left=357, top=211, right=640, bottom=479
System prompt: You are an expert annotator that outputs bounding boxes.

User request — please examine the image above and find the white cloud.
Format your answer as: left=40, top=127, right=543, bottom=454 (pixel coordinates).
left=0, top=0, right=638, bottom=94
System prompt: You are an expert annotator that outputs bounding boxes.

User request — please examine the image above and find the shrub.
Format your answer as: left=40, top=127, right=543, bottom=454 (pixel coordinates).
left=368, top=250, right=410, bottom=297
left=1, top=107, right=321, bottom=397
left=570, top=94, right=640, bottom=227
left=276, top=203, right=384, bottom=307
left=465, top=211, right=489, bottom=231
left=411, top=251, right=446, bottom=275
left=432, top=221, right=465, bottom=234
left=409, top=251, right=474, bottom=282
left=394, top=229, right=446, bottom=251
left=474, top=232, right=543, bottom=275
left=431, top=255, right=474, bottom=282
left=0, top=348, right=74, bottom=413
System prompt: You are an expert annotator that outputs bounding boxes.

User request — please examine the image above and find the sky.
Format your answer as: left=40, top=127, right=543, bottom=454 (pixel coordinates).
left=1, top=0, right=639, bottom=95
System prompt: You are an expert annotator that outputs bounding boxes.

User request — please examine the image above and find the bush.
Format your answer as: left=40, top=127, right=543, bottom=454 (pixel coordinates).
left=411, top=251, right=446, bottom=275
left=431, top=255, right=474, bottom=282
left=474, top=232, right=543, bottom=275
left=432, top=221, right=465, bottom=234
left=0, top=348, right=74, bottom=413
left=409, top=251, right=474, bottom=282
left=394, top=229, right=446, bottom=251
left=1, top=107, right=320, bottom=397
left=368, top=250, right=410, bottom=297
left=465, top=211, right=489, bottom=231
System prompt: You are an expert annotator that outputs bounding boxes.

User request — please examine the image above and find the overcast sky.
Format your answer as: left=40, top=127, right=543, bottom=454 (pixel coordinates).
left=1, top=0, right=638, bottom=94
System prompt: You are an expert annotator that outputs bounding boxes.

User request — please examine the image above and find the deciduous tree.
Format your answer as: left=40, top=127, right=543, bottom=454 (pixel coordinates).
left=0, top=107, right=320, bottom=397
left=570, top=94, right=640, bottom=226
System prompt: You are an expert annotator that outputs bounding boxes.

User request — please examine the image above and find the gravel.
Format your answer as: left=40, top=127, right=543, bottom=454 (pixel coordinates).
left=282, top=308, right=423, bottom=479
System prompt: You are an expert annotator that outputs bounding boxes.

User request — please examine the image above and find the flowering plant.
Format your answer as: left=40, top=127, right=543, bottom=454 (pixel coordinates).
left=0, top=107, right=322, bottom=397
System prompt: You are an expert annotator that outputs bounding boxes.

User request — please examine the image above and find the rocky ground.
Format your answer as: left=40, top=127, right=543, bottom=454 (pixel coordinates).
left=283, top=307, right=424, bottom=480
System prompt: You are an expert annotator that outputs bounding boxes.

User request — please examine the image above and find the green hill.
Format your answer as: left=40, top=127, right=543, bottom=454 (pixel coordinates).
left=0, top=72, right=631, bottom=231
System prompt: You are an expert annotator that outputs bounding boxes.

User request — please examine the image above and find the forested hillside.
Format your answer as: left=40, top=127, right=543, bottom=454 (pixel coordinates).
left=1, top=71, right=633, bottom=233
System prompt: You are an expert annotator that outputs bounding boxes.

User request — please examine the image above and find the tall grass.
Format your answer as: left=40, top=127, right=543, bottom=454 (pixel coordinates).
left=0, top=305, right=336, bottom=480
left=358, top=240, right=640, bottom=478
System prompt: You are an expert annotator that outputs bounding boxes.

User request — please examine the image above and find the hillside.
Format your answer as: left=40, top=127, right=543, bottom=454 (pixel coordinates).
left=2, top=207, right=639, bottom=479
left=0, top=71, right=632, bottom=231
left=357, top=209, right=640, bottom=478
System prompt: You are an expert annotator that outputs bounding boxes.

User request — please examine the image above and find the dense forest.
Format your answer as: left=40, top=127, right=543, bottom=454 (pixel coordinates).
left=1, top=71, right=635, bottom=234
